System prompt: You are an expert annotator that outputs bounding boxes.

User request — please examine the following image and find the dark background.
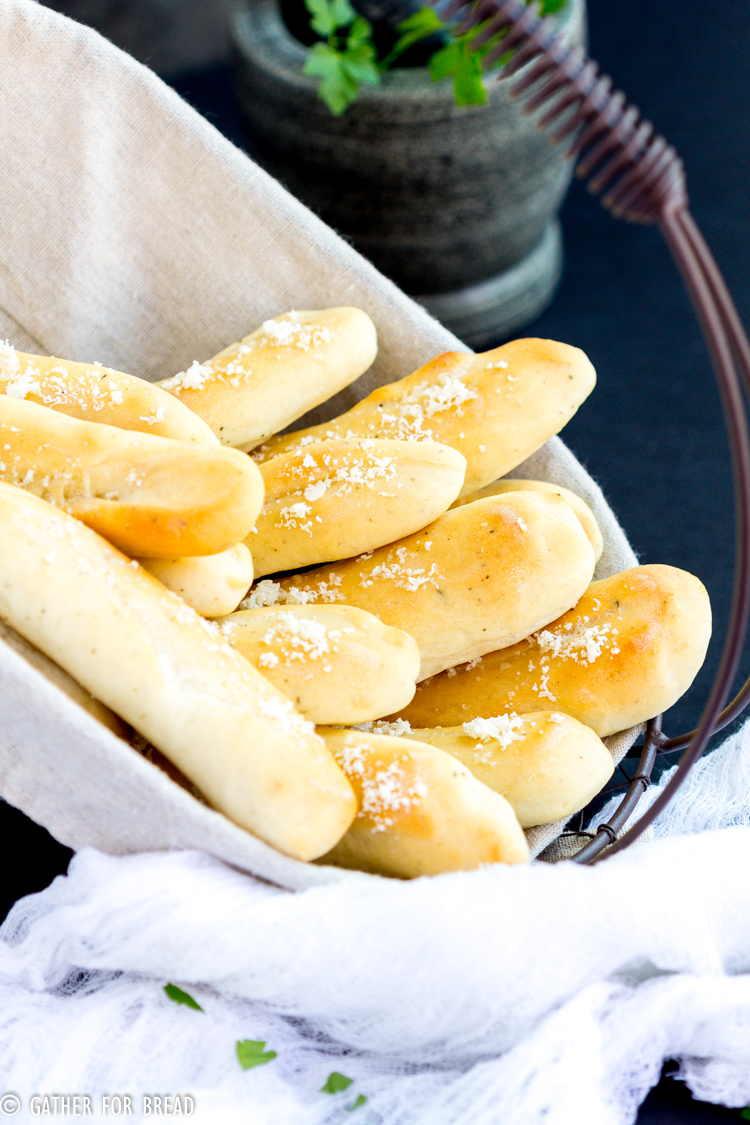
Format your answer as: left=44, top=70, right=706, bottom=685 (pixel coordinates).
left=8, top=0, right=750, bottom=1119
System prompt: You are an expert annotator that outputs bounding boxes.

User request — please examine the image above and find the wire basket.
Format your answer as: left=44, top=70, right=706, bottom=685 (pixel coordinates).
left=438, top=0, right=750, bottom=862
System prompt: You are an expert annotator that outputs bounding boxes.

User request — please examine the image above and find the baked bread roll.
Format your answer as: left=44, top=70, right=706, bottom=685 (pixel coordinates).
left=317, top=729, right=530, bottom=876
left=398, top=564, right=712, bottom=736
left=252, top=491, right=596, bottom=680
left=217, top=604, right=420, bottom=723
left=0, top=617, right=127, bottom=738
left=0, top=396, right=264, bottom=557
left=452, top=478, right=603, bottom=562
left=0, top=342, right=217, bottom=445
left=254, top=338, right=596, bottom=497
left=399, top=713, right=614, bottom=828
left=158, top=308, right=378, bottom=451
left=137, top=544, right=254, bottom=617
left=0, top=483, right=356, bottom=860
left=250, top=437, right=466, bottom=577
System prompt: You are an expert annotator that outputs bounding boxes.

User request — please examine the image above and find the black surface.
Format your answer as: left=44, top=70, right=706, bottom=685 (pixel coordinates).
left=4, top=1, right=750, bottom=1119
left=638, top=1071, right=743, bottom=1124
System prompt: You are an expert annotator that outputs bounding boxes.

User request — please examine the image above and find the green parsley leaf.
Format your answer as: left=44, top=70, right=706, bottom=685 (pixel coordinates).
left=347, top=1094, right=368, bottom=1111
left=429, top=41, right=460, bottom=83
left=236, top=1039, right=278, bottom=1070
left=330, top=0, right=357, bottom=28
left=305, top=0, right=335, bottom=38
left=453, top=41, right=486, bottom=106
left=348, top=15, right=374, bottom=48
left=739, top=1110, right=750, bottom=1121
left=304, top=0, right=356, bottom=38
left=321, top=1072, right=354, bottom=1094
left=163, top=983, right=203, bottom=1011
left=304, top=42, right=357, bottom=114
left=397, top=7, right=445, bottom=38
left=429, top=38, right=486, bottom=106
left=381, top=7, right=446, bottom=69
left=304, top=34, right=380, bottom=115
left=341, top=40, right=380, bottom=87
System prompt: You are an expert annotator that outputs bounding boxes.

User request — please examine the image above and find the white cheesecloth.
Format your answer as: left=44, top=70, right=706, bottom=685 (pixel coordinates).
left=1, top=724, right=750, bottom=1124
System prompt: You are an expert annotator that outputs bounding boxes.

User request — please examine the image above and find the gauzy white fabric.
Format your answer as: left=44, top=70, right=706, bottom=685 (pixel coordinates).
left=0, top=0, right=638, bottom=881
left=3, top=723, right=750, bottom=1124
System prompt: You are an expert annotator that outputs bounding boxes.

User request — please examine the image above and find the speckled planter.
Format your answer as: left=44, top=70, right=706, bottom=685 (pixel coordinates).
left=230, top=0, right=586, bottom=347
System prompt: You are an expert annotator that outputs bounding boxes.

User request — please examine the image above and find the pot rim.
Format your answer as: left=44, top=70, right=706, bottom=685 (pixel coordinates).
left=230, top=0, right=585, bottom=106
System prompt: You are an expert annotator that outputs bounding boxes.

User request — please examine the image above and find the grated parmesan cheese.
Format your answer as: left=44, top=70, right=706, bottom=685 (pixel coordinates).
left=534, top=620, right=620, bottom=664
left=258, top=611, right=342, bottom=664
left=462, top=713, right=526, bottom=752
left=162, top=360, right=213, bottom=392
left=351, top=718, right=412, bottom=736
left=333, top=735, right=428, bottom=832
left=240, top=580, right=282, bottom=609
left=256, top=317, right=332, bottom=351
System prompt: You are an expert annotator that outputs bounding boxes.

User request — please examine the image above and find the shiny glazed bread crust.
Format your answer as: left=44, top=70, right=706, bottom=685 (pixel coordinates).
left=0, top=344, right=218, bottom=445
left=250, top=437, right=466, bottom=577
left=406, top=714, right=615, bottom=828
left=273, top=491, right=596, bottom=681
left=217, top=604, right=421, bottom=724
left=158, top=308, right=378, bottom=450
left=0, top=484, right=357, bottom=861
left=0, top=396, right=264, bottom=557
left=318, top=728, right=530, bottom=876
left=398, top=565, right=712, bottom=736
left=255, top=337, right=596, bottom=497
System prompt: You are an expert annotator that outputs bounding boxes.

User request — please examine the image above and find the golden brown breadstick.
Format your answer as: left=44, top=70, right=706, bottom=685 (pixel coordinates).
left=0, top=343, right=217, bottom=444
left=0, top=396, right=264, bottom=557
left=452, top=478, right=603, bottom=562
left=158, top=308, right=378, bottom=450
left=216, top=604, right=420, bottom=723
left=317, top=728, right=530, bottom=876
left=397, top=565, right=711, bottom=736
left=250, top=438, right=466, bottom=576
left=0, top=617, right=127, bottom=738
left=251, top=491, right=595, bottom=680
left=137, top=544, right=254, bottom=617
left=397, top=713, right=614, bottom=828
left=253, top=338, right=596, bottom=497
left=0, top=483, right=356, bottom=860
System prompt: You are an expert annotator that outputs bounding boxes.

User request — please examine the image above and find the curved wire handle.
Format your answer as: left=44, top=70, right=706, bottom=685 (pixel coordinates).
left=436, top=0, right=750, bottom=861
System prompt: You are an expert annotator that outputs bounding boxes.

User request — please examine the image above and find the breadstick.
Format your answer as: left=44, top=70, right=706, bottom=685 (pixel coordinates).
left=250, top=438, right=466, bottom=577
left=395, top=713, right=614, bottom=828
left=137, top=545, right=254, bottom=617
left=0, top=342, right=217, bottom=445
left=253, top=338, right=596, bottom=497
left=252, top=491, right=595, bottom=680
left=452, top=478, right=603, bottom=562
left=217, top=605, right=420, bottom=723
left=158, top=308, right=378, bottom=450
left=0, top=617, right=127, bottom=738
left=317, top=729, right=529, bottom=876
left=0, top=396, right=264, bottom=557
left=398, top=564, right=711, bottom=736
left=0, top=483, right=356, bottom=860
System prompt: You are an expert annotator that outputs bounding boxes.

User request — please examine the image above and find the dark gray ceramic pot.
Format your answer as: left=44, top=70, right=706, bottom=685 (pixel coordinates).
left=230, top=0, right=586, bottom=347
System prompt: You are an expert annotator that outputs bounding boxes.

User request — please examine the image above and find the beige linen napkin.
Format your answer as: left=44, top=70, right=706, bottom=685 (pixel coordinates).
left=0, top=0, right=637, bottom=886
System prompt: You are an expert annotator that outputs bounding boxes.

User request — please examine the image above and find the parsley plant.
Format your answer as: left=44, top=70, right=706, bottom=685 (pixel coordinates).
left=303, top=0, right=569, bottom=114
left=303, top=0, right=381, bottom=115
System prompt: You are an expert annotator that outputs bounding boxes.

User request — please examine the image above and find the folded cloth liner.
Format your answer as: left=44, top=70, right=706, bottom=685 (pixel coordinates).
left=0, top=0, right=637, bottom=888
